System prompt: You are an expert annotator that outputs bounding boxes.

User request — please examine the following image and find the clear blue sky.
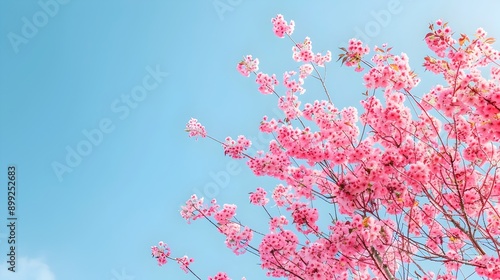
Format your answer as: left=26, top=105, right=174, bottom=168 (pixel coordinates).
left=1, top=1, right=500, bottom=279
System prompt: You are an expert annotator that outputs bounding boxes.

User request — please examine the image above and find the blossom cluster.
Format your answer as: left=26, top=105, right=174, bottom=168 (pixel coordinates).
left=155, top=14, right=500, bottom=280
left=271, top=14, right=294, bottom=38
left=151, top=241, right=170, bottom=266
left=180, top=194, right=219, bottom=223
left=340, top=38, right=370, bottom=72
left=249, top=187, right=269, bottom=206
left=255, top=72, right=278, bottom=94
left=291, top=37, right=332, bottom=66
left=208, top=272, right=247, bottom=280
left=237, top=55, right=259, bottom=77
left=185, top=118, right=207, bottom=138
left=223, top=135, right=251, bottom=159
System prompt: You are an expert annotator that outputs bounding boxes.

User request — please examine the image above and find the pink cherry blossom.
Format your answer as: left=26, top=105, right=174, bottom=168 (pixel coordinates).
left=151, top=241, right=171, bottom=266
left=271, top=14, right=295, bottom=38
left=155, top=16, right=500, bottom=280
left=208, top=272, right=231, bottom=280
left=185, top=118, right=207, bottom=138
left=313, top=50, right=332, bottom=67
left=219, top=223, right=253, bottom=255
left=180, top=195, right=219, bottom=223
left=299, top=63, right=313, bottom=80
left=223, top=135, right=251, bottom=159
left=269, top=215, right=288, bottom=232
left=292, top=37, right=314, bottom=63
left=342, top=38, right=370, bottom=69
left=208, top=272, right=246, bottom=280
left=237, top=55, right=259, bottom=77
left=249, top=187, right=269, bottom=206
left=283, top=71, right=305, bottom=94
left=213, top=203, right=236, bottom=224
left=176, top=255, right=194, bottom=273
left=259, top=115, right=278, bottom=133
left=255, top=72, right=278, bottom=94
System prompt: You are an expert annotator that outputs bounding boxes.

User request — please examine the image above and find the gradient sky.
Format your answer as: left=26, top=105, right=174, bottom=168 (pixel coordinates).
left=1, top=1, right=500, bottom=279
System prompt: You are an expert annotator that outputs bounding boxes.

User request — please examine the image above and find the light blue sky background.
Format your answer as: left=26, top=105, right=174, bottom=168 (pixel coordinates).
left=1, top=1, right=500, bottom=279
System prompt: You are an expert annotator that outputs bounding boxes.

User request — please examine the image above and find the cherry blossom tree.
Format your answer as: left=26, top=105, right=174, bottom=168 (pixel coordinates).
left=152, top=14, right=500, bottom=280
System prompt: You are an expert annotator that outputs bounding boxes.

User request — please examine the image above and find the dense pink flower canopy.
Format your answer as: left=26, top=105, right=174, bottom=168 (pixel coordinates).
left=154, top=14, right=500, bottom=280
